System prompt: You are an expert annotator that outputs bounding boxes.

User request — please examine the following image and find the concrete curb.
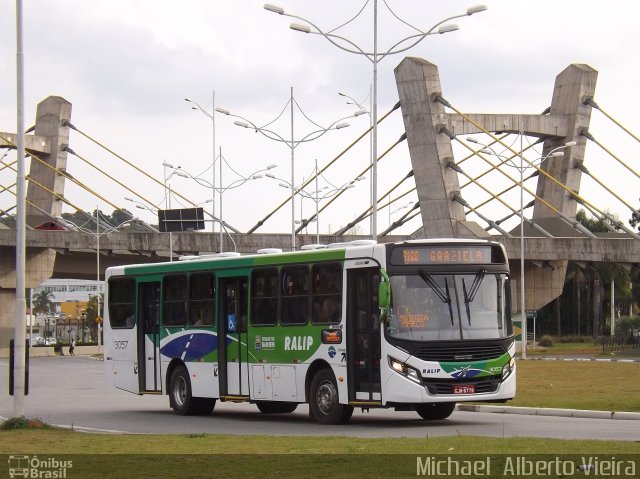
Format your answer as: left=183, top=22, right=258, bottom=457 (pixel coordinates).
left=0, top=345, right=103, bottom=359
left=522, top=356, right=640, bottom=363
left=456, top=404, right=640, bottom=421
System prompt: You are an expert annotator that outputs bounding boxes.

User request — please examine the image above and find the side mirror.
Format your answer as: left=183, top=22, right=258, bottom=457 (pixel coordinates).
left=378, top=270, right=391, bottom=321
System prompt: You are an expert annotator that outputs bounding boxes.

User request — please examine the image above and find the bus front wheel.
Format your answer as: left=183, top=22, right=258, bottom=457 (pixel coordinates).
left=415, top=402, right=456, bottom=420
left=169, top=365, right=216, bottom=416
left=309, top=369, right=353, bottom=425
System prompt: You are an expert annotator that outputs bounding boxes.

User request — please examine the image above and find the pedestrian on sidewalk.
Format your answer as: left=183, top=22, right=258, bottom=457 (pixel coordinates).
left=69, top=338, right=76, bottom=356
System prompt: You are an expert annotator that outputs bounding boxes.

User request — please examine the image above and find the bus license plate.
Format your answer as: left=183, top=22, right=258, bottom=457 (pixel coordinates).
left=453, top=385, right=475, bottom=394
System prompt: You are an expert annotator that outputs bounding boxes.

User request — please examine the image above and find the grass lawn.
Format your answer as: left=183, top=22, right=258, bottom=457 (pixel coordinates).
left=508, top=360, right=640, bottom=411
left=1, top=361, right=639, bottom=477
left=527, top=342, right=603, bottom=356
left=0, top=429, right=638, bottom=479
left=527, top=341, right=640, bottom=358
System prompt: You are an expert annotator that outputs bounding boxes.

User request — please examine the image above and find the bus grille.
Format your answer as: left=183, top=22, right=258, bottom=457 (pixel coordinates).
left=412, top=344, right=506, bottom=362
left=423, top=377, right=501, bottom=395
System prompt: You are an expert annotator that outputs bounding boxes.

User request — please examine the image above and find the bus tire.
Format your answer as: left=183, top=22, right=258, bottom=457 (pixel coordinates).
left=415, top=402, right=456, bottom=420
left=256, top=401, right=298, bottom=414
left=309, top=369, right=353, bottom=425
left=169, top=365, right=199, bottom=416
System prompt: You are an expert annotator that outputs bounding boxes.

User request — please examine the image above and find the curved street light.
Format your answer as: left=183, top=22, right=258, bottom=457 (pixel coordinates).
left=265, top=2, right=487, bottom=240
left=166, top=160, right=277, bottom=252
left=389, top=200, right=413, bottom=227
left=266, top=159, right=365, bottom=244
left=217, top=89, right=364, bottom=249
left=185, top=94, right=217, bottom=235
left=467, top=138, right=576, bottom=358
left=339, top=89, right=374, bottom=233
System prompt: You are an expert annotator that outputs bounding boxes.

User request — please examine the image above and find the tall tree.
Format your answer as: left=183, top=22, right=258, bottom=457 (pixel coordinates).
left=32, top=289, right=55, bottom=315
left=84, top=293, right=103, bottom=341
left=576, top=209, right=631, bottom=336
left=629, top=197, right=639, bottom=233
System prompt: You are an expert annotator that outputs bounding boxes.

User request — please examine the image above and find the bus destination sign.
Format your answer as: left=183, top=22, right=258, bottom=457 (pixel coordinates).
left=392, top=245, right=493, bottom=265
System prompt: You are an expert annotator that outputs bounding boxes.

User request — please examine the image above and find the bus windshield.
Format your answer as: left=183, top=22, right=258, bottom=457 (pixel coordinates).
left=386, top=272, right=511, bottom=341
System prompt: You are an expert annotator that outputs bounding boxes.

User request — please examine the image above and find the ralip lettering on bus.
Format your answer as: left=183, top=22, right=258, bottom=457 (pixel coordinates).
left=284, top=335, right=313, bottom=351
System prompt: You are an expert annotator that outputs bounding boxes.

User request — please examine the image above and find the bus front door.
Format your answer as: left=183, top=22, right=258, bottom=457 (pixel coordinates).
left=217, top=276, right=249, bottom=398
left=347, top=268, right=382, bottom=403
left=137, top=281, right=161, bottom=393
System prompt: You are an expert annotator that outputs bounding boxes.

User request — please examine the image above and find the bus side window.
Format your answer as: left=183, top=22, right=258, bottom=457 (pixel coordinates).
left=164, top=274, right=188, bottom=327
left=312, top=262, right=343, bottom=324
left=108, top=278, right=135, bottom=329
left=190, top=273, right=215, bottom=326
left=281, top=266, right=309, bottom=325
left=251, top=268, right=278, bottom=326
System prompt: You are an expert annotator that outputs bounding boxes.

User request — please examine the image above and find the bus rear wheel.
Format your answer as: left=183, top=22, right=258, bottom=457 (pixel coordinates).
left=309, top=369, right=353, bottom=425
left=415, top=402, right=456, bottom=420
left=256, top=401, right=298, bottom=414
left=169, top=365, right=216, bottom=416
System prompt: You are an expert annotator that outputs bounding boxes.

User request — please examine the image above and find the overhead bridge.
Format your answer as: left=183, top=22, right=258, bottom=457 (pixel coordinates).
left=0, top=57, right=638, bottom=350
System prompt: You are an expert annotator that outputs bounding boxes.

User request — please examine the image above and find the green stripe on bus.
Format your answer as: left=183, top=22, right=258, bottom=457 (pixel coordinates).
left=123, top=249, right=346, bottom=276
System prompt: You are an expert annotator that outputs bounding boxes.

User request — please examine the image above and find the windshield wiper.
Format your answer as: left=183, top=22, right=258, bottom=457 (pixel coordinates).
left=462, top=269, right=486, bottom=325
left=419, top=270, right=455, bottom=326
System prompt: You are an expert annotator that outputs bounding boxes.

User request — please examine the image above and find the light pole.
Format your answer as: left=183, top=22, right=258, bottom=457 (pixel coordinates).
left=166, top=158, right=276, bottom=252
left=339, top=89, right=373, bottom=235
left=266, top=160, right=365, bottom=244
left=185, top=93, right=217, bottom=235
left=389, top=200, right=412, bottom=228
left=468, top=138, right=576, bottom=358
left=217, top=90, right=362, bottom=250
left=265, top=3, right=486, bottom=241
left=161, top=162, right=189, bottom=261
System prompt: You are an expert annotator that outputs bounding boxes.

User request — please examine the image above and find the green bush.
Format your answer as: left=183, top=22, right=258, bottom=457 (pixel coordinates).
left=614, top=316, right=640, bottom=340
left=0, top=416, right=50, bottom=430
left=556, top=335, right=590, bottom=343
left=538, top=335, right=554, bottom=347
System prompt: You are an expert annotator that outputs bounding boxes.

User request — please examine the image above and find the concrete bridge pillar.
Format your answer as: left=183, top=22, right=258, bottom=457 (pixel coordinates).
left=0, top=248, right=56, bottom=350
left=26, top=96, right=73, bottom=226
left=393, top=57, right=600, bottom=313
left=0, top=96, right=69, bottom=352
left=534, top=64, right=597, bottom=219
left=394, top=57, right=487, bottom=239
left=524, top=64, right=598, bottom=310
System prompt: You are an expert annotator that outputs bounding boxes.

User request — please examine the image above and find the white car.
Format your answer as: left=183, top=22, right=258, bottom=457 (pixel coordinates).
left=44, top=338, right=57, bottom=345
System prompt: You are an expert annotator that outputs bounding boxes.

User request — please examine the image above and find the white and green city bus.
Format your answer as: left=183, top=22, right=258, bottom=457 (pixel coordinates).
left=104, top=239, right=515, bottom=424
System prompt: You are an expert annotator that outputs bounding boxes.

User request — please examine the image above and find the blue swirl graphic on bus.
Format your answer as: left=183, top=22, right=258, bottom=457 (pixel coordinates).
left=449, top=365, right=485, bottom=379
left=160, top=332, right=231, bottom=361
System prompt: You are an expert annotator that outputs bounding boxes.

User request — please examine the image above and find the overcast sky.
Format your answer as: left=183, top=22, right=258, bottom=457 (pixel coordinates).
left=1, top=0, right=638, bottom=238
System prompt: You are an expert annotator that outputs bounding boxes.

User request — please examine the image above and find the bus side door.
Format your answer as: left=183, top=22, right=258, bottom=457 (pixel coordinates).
left=346, top=266, right=382, bottom=402
left=217, top=274, right=249, bottom=397
left=137, top=280, right=162, bottom=393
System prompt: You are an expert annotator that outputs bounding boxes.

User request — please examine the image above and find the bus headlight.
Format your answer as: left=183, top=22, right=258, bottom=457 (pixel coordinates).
left=502, top=357, right=516, bottom=379
left=388, top=356, right=422, bottom=384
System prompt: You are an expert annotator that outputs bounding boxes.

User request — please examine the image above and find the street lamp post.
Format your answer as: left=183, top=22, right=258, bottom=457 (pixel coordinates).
left=265, top=2, right=487, bottom=240
left=389, top=200, right=412, bottom=227
left=266, top=161, right=364, bottom=244
left=339, top=89, right=373, bottom=234
left=185, top=93, right=217, bottom=235
left=468, top=138, right=576, bottom=358
left=161, top=162, right=189, bottom=261
left=165, top=158, right=276, bottom=252
left=217, top=91, right=361, bottom=250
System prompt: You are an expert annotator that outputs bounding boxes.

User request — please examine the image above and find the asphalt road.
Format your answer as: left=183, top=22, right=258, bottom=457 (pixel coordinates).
left=1, top=356, right=639, bottom=441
